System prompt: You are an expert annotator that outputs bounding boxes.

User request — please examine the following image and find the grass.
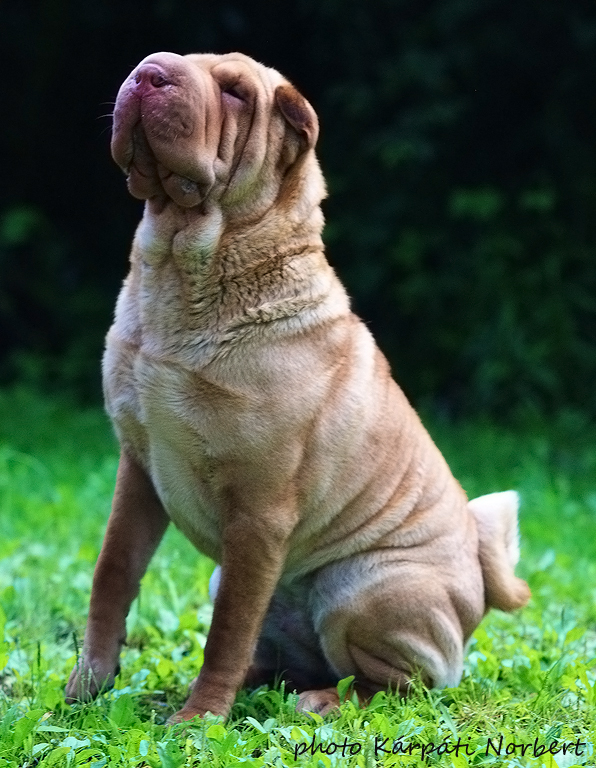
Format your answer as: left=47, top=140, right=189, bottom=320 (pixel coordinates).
left=0, top=387, right=595, bottom=766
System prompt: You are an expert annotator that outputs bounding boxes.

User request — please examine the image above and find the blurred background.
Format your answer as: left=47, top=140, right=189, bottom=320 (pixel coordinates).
left=2, top=0, right=596, bottom=418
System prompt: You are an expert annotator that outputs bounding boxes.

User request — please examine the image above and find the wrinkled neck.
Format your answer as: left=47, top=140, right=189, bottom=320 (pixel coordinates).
left=132, top=150, right=327, bottom=276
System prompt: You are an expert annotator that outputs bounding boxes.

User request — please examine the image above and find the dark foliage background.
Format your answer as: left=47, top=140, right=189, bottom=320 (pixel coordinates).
left=2, top=0, right=596, bottom=417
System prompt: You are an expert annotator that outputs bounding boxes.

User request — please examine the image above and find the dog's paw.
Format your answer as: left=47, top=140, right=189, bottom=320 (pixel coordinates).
left=167, top=688, right=233, bottom=724
left=167, top=707, right=203, bottom=726
left=64, top=659, right=118, bottom=704
left=295, top=687, right=340, bottom=717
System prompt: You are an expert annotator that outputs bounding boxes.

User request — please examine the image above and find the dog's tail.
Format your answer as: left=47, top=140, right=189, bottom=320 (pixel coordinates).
left=468, top=491, right=531, bottom=612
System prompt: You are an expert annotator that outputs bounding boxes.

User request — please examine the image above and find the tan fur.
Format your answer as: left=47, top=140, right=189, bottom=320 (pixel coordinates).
left=468, top=491, right=531, bottom=611
left=66, top=51, right=530, bottom=720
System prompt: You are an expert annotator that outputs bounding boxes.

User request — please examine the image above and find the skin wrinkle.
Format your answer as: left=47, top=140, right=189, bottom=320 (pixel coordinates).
left=196, top=240, right=324, bottom=336
left=299, top=451, right=423, bottom=571
left=216, top=109, right=235, bottom=166
left=222, top=94, right=256, bottom=197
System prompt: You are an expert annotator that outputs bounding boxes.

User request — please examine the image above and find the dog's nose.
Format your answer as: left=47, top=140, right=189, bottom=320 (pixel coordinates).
left=133, top=63, right=172, bottom=92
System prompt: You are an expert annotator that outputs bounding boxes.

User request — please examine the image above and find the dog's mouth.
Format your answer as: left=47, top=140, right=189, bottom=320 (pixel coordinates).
left=111, top=55, right=218, bottom=209
left=125, top=123, right=207, bottom=208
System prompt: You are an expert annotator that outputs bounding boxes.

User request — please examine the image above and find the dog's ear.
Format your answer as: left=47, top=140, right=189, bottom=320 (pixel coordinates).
left=275, top=84, right=319, bottom=151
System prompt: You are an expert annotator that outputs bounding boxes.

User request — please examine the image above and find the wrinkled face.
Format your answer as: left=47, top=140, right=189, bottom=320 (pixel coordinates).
left=111, top=51, right=318, bottom=211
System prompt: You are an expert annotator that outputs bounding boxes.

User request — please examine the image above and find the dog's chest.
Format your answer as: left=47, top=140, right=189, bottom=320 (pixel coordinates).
left=104, top=339, right=225, bottom=560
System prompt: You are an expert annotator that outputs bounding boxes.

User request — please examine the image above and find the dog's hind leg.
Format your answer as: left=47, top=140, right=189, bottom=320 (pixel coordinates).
left=297, top=554, right=483, bottom=715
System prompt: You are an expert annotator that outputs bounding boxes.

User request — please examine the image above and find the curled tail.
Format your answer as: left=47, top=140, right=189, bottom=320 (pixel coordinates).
left=468, top=491, right=531, bottom=612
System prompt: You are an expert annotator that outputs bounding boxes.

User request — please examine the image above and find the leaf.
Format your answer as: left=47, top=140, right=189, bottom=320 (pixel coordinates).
left=156, top=740, right=184, bottom=768
left=438, top=702, right=458, bottom=739
left=564, top=626, right=585, bottom=645
left=245, top=716, right=268, bottom=734
left=60, top=736, right=91, bottom=749
left=44, top=746, right=71, bottom=766
left=12, top=717, right=36, bottom=749
left=336, top=675, right=355, bottom=702
left=109, top=694, right=135, bottom=728
left=206, top=723, right=227, bottom=741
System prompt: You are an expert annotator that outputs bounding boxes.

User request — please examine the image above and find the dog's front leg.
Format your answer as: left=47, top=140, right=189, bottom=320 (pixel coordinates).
left=65, top=451, right=169, bottom=702
left=170, top=494, right=296, bottom=722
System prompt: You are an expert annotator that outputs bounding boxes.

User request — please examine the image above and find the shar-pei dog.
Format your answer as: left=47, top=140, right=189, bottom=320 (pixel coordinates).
left=65, top=51, right=530, bottom=721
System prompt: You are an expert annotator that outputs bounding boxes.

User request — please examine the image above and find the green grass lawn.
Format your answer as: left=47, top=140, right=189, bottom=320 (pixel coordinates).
left=0, top=387, right=595, bottom=766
